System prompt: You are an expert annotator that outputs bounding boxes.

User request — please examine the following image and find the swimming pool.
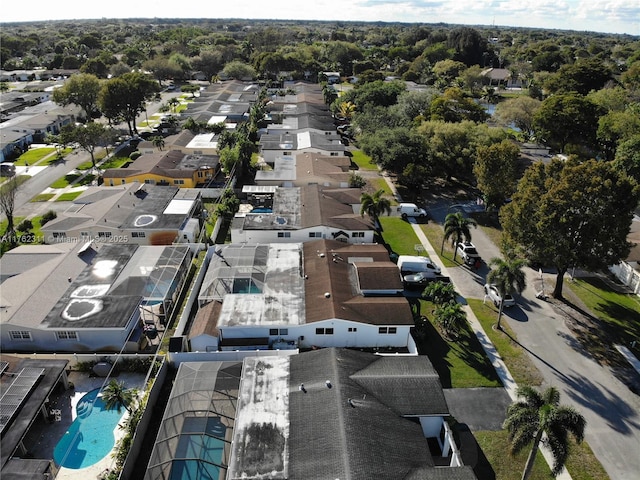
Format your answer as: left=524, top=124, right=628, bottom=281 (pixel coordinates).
left=170, top=417, right=227, bottom=479
left=53, top=388, right=125, bottom=469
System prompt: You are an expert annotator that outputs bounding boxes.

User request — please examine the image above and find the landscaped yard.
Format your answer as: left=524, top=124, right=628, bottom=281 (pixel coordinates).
left=350, top=150, right=378, bottom=170
left=566, top=277, right=640, bottom=359
left=378, top=216, right=422, bottom=256
left=474, top=430, right=609, bottom=480
left=55, top=191, right=84, bottom=201
left=468, top=298, right=544, bottom=387
left=414, top=298, right=502, bottom=388
left=13, top=147, right=56, bottom=166
left=50, top=173, right=95, bottom=189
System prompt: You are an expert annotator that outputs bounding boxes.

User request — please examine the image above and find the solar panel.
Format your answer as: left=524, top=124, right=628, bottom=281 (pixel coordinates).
left=0, top=367, right=44, bottom=433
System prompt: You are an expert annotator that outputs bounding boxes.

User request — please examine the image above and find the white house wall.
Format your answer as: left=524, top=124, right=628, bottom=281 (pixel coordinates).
left=1, top=323, right=135, bottom=353
left=231, top=225, right=373, bottom=245
left=218, top=319, right=411, bottom=350
left=419, top=416, right=445, bottom=438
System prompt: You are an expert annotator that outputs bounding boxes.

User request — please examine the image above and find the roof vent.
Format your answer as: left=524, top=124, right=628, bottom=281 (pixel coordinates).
left=299, top=383, right=307, bottom=393
left=324, top=292, right=331, bottom=298
left=325, top=380, right=332, bottom=389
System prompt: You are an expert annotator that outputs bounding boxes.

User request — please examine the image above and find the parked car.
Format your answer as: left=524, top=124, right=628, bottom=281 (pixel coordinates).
left=398, top=203, right=428, bottom=220
left=403, top=271, right=437, bottom=289
left=484, top=284, right=516, bottom=307
left=456, top=241, right=481, bottom=266
left=397, top=255, right=441, bottom=276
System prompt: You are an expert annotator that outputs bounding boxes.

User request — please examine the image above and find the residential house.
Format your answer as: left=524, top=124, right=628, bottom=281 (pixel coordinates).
left=254, top=151, right=353, bottom=187
left=0, top=242, right=192, bottom=353
left=0, top=102, right=78, bottom=161
left=480, top=67, right=522, bottom=88
left=144, top=349, right=476, bottom=479
left=40, top=183, right=203, bottom=245
left=102, top=149, right=219, bottom=188
left=189, top=239, right=410, bottom=352
left=259, top=130, right=345, bottom=164
left=1, top=356, right=70, bottom=480
left=183, top=80, right=258, bottom=124
left=610, top=217, right=640, bottom=294
left=231, top=185, right=375, bottom=244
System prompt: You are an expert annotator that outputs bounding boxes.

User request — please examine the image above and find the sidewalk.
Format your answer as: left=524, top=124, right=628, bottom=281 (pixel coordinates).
left=380, top=170, right=573, bottom=480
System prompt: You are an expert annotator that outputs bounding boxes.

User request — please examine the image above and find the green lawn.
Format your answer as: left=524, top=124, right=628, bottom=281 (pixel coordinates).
left=14, top=147, right=56, bottom=166
left=1, top=214, right=48, bottom=246
left=468, top=298, right=544, bottom=386
left=414, top=299, right=502, bottom=388
left=50, top=173, right=95, bottom=189
left=474, top=430, right=607, bottom=480
left=369, top=177, right=395, bottom=200
left=31, top=193, right=56, bottom=202
left=350, top=150, right=378, bottom=170
left=566, top=277, right=640, bottom=358
left=99, top=156, right=132, bottom=169
left=420, top=221, right=461, bottom=269
left=55, top=191, right=84, bottom=201
left=378, top=217, right=423, bottom=256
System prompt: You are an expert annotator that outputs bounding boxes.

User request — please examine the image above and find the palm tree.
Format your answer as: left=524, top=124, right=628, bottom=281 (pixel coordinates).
left=433, top=301, right=466, bottom=339
left=338, top=101, right=357, bottom=120
left=151, top=135, right=165, bottom=151
left=360, top=189, right=392, bottom=230
left=486, top=256, right=527, bottom=330
left=441, top=212, right=477, bottom=260
left=504, top=386, right=586, bottom=480
left=101, top=379, right=136, bottom=414
left=422, top=280, right=457, bottom=305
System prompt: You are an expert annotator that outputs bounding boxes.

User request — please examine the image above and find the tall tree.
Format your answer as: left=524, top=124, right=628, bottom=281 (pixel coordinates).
left=99, top=72, right=158, bottom=136
left=500, top=158, right=639, bottom=298
left=504, top=386, right=586, bottom=480
left=612, top=134, right=640, bottom=183
left=441, top=212, right=477, bottom=260
left=58, top=122, right=111, bottom=168
left=101, top=379, right=136, bottom=414
left=359, top=189, right=391, bottom=230
left=486, top=256, right=527, bottom=330
left=0, top=176, right=22, bottom=247
left=493, top=96, right=542, bottom=140
left=473, top=140, right=520, bottom=210
left=533, top=93, right=603, bottom=153
left=52, top=73, right=102, bottom=121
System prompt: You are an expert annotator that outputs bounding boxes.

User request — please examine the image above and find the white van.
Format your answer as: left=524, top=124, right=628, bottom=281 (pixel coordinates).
left=398, top=203, right=427, bottom=219
left=397, top=255, right=441, bottom=276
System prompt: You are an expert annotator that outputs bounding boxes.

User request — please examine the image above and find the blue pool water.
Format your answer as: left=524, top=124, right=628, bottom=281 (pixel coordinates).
left=170, top=417, right=227, bottom=479
left=53, top=388, right=124, bottom=469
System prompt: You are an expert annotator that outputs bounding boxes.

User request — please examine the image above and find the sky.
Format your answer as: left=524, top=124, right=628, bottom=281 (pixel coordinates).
left=2, top=0, right=639, bottom=36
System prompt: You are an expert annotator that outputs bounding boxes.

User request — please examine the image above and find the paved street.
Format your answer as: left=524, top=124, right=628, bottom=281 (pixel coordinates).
left=425, top=199, right=640, bottom=480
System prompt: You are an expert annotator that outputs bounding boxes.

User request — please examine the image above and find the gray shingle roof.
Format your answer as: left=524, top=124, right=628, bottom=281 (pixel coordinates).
left=230, top=348, right=466, bottom=480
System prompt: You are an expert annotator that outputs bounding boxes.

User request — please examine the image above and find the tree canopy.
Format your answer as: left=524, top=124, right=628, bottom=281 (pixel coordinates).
left=52, top=73, right=102, bottom=121
left=473, top=139, right=520, bottom=209
left=500, top=158, right=640, bottom=298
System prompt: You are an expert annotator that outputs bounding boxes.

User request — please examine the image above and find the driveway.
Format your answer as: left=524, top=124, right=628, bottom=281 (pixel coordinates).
left=427, top=201, right=640, bottom=480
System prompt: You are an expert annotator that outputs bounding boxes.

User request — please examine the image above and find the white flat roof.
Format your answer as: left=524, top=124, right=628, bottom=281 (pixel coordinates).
left=186, top=133, right=218, bottom=150
left=163, top=199, right=194, bottom=215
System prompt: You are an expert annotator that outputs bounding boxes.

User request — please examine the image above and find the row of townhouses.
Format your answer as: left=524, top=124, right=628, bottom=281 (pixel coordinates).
left=0, top=79, right=477, bottom=479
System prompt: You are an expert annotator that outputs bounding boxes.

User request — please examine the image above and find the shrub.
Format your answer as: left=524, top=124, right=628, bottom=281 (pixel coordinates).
left=40, top=210, right=57, bottom=226
left=16, top=219, right=33, bottom=232
left=130, top=151, right=142, bottom=160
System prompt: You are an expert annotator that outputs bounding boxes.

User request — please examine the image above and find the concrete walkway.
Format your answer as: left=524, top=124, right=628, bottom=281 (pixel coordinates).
left=380, top=170, right=573, bottom=479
